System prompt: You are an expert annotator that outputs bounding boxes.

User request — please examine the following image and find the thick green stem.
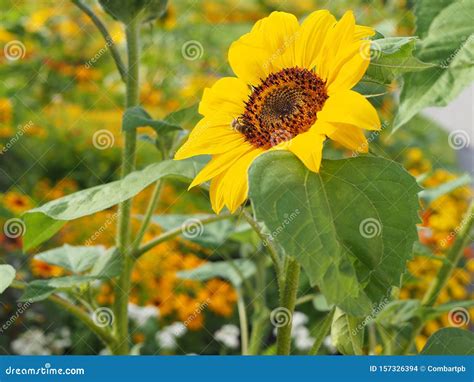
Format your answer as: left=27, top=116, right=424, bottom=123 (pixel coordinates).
left=248, top=253, right=270, bottom=355
left=236, top=291, right=249, bottom=355
left=403, top=201, right=474, bottom=354
left=113, top=18, right=140, bottom=355
left=276, top=257, right=300, bottom=355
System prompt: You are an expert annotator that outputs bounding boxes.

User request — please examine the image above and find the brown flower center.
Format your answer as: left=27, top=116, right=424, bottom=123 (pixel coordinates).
left=233, top=67, right=328, bottom=149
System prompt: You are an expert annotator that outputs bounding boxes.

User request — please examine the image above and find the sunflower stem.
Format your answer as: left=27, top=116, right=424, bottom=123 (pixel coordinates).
left=113, top=17, right=140, bottom=355
left=276, top=256, right=300, bottom=355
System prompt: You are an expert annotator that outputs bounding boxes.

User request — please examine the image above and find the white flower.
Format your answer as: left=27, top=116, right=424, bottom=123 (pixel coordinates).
left=293, top=326, right=314, bottom=351
left=155, top=322, right=187, bottom=350
left=324, top=335, right=337, bottom=353
left=214, top=324, right=240, bottom=349
left=128, top=303, right=159, bottom=327
left=11, top=329, right=51, bottom=355
left=292, top=311, right=308, bottom=328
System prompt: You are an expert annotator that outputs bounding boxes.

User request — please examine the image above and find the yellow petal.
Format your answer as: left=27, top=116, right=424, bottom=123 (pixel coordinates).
left=174, top=118, right=245, bottom=159
left=219, top=149, right=264, bottom=213
left=289, top=130, right=325, bottom=172
left=354, top=25, right=375, bottom=40
left=294, top=10, right=336, bottom=69
left=327, top=41, right=370, bottom=94
left=199, top=77, right=249, bottom=119
left=318, top=121, right=369, bottom=152
left=210, top=173, right=225, bottom=214
left=189, top=143, right=254, bottom=188
left=318, top=90, right=381, bottom=131
left=315, top=11, right=356, bottom=81
left=228, top=11, right=299, bottom=85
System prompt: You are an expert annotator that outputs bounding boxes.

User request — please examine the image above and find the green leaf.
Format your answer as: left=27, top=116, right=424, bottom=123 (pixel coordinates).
left=421, top=300, right=474, bottom=321
left=177, top=259, right=256, bottom=288
left=376, top=300, right=421, bottom=327
left=421, top=328, right=474, bottom=355
left=249, top=152, right=421, bottom=316
left=414, top=0, right=454, bottom=39
left=308, top=307, right=335, bottom=355
left=150, top=214, right=235, bottom=249
left=22, top=158, right=204, bottom=251
left=331, top=308, right=364, bottom=355
left=19, top=275, right=98, bottom=302
left=90, top=247, right=121, bottom=278
left=0, top=265, right=16, bottom=294
left=122, top=106, right=182, bottom=134
left=365, top=37, right=434, bottom=85
left=394, top=0, right=474, bottom=130
left=163, top=104, right=200, bottom=130
left=312, top=294, right=334, bottom=312
left=419, top=173, right=472, bottom=204
left=34, top=245, right=106, bottom=273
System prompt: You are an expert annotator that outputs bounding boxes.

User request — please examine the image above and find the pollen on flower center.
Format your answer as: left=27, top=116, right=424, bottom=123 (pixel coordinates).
left=232, top=67, right=328, bottom=149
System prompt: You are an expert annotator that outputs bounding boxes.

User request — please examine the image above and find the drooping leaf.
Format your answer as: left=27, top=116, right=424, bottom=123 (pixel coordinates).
left=308, top=307, right=335, bottom=355
left=163, top=104, right=200, bottom=130
left=22, top=158, right=205, bottom=251
left=34, top=245, right=106, bottom=274
left=365, top=37, right=433, bottom=85
left=122, top=106, right=182, bottom=134
left=177, top=259, right=256, bottom=288
left=331, top=308, right=364, bottom=355
left=421, top=328, right=474, bottom=355
left=394, top=0, right=474, bottom=130
left=0, top=265, right=16, bottom=294
left=150, top=214, right=235, bottom=249
left=90, top=247, right=121, bottom=278
left=249, top=152, right=421, bottom=316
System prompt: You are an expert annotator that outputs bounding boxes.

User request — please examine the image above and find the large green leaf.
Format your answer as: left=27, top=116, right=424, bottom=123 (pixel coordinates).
left=421, top=328, right=474, bottom=355
left=394, top=0, right=474, bottom=130
left=249, top=152, right=421, bottom=316
left=331, top=308, right=364, bottom=355
left=177, top=259, right=256, bottom=288
left=0, top=264, right=15, bottom=294
left=150, top=214, right=235, bottom=249
left=414, top=0, right=455, bottom=39
left=34, top=245, right=106, bottom=273
left=22, top=158, right=204, bottom=251
left=365, top=37, right=433, bottom=85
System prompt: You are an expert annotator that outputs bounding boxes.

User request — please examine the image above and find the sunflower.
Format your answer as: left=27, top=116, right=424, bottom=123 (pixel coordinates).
left=175, top=10, right=381, bottom=213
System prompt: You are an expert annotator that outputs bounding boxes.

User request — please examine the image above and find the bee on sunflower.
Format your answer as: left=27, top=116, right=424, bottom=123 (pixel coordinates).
left=175, top=11, right=381, bottom=213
